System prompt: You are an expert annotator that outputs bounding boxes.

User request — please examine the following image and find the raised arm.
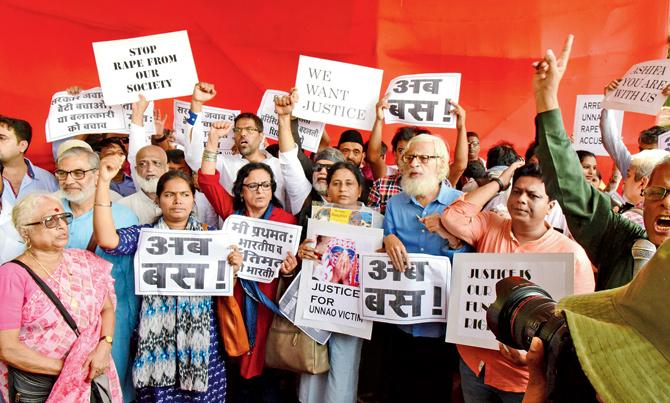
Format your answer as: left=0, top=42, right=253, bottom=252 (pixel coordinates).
left=128, top=95, right=150, bottom=171
left=201, top=121, right=232, bottom=175
left=600, top=79, right=632, bottom=176
left=464, top=160, right=523, bottom=208
left=366, top=94, right=390, bottom=179
left=184, top=82, right=217, bottom=171
left=94, top=155, right=126, bottom=249
left=447, top=101, right=468, bottom=186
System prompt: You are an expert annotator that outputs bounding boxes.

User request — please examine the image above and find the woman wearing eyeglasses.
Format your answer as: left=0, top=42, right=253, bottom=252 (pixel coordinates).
left=0, top=193, right=122, bottom=402
left=93, top=155, right=229, bottom=402
left=197, top=122, right=298, bottom=401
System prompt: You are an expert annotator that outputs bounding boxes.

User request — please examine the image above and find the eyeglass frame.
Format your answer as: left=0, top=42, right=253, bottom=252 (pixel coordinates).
left=54, top=168, right=97, bottom=180
left=642, top=185, right=670, bottom=201
left=24, top=212, right=73, bottom=229
left=401, top=154, right=441, bottom=164
left=242, top=181, right=273, bottom=191
left=233, top=127, right=261, bottom=135
left=312, top=163, right=334, bottom=172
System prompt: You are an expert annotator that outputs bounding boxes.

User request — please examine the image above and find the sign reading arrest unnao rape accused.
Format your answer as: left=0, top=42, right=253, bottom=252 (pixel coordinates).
left=93, top=30, right=199, bottom=105
left=572, top=94, right=623, bottom=156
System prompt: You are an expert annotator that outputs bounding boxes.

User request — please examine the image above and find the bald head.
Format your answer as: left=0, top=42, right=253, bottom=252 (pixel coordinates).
left=136, top=145, right=168, bottom=181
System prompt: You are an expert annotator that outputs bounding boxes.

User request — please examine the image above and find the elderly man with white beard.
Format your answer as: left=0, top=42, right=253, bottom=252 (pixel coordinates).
left=55, top=145, right=139, bottom=402
left=380, top=133, right=469, bottom=403
left=117, top=144, right=167, bottom=224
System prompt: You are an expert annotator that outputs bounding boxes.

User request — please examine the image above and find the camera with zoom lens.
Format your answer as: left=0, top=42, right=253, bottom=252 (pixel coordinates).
left=486, top=276, right=596, bottom=402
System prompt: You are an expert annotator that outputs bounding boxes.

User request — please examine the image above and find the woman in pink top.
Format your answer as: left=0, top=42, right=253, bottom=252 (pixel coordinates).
left=0, top=193, right=121, bottom=403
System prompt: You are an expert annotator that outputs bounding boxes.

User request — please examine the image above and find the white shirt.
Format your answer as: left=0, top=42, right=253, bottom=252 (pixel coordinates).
left=0, top=191, right=24, bottom=263
left=195, top=190, right=219, bottom=229
left=183, top=114, right=298, bottom=213
left=117, top=190, right=162, bottom=225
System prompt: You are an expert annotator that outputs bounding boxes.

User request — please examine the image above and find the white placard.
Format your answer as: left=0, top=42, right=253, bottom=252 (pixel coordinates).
left=46, top=87, right=156, bottom=142
left=572, top=95, right=624, bottom=156
left=173, top=100, right=238, bottom=156
left=278, top=271, right=331, bottom=345
left=134, top=228, right=235, bottom=296
left=293, top=55, right=383, bottom=131
left=46, top=88, right=127, bottom=142
left=445, top=253, right=574, bottom=350
left=295, top=220, right=383, bottom=339
left=256, top=89, right=325, bottom=153
left=658, top=130, right=670, bottom=151
left=359, top=253, right=450, bottom=324
left=602, top=59, right=670, bottom=115
left=93, top=30, right=199, bottom=105
left=221, top=215, right=301, bottom=283
left=383, top=73, right=461, bottom=129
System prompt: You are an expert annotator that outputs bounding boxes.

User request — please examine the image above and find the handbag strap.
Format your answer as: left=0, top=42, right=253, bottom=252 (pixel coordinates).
left=10, top=259, right=80, bottom=337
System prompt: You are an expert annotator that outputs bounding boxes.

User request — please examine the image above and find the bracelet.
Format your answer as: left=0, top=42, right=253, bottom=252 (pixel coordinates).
left=202, top=150, right=218, bottom=162
left=186, top=110, right=199, bottom=126
left=95, top=202, right=112, bottom=207
left=491, top=177, right=508, bottom=192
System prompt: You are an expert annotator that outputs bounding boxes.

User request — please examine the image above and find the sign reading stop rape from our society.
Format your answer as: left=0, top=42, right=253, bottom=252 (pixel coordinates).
left=293, top=56, right=383, bottom=131
left=134, top=228, right=235, bottom=296
left=256, top=90, right=325, bottom=152
left=384, top=73, right=461, bottom=129
left=572, top=95, right=624, bottom=156
left=173, top=100, right=238, bottom=155
left=445, top=253, right=574, bottom=350
left=221, top=215, right=301, bottom=283
left=359, top=253, right=450, bottom=324
left=602, top=59, right=670, bottom=115
left=93, top=30, right=199, bottom=105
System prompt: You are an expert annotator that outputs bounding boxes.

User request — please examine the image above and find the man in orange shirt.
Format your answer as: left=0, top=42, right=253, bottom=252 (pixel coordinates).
left=425, top=161, right=595, bottom=402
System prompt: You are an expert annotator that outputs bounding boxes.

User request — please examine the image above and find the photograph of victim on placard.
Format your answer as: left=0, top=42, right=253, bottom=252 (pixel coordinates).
left=310, top=235, right=360, bottom=286
left=310, top=201, right=383, bottom=228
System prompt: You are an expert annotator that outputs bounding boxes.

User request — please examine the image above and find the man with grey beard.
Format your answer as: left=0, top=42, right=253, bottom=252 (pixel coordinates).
left=117, top=145, right=167, bottom=224
left=380, top=133, right=468, bottom=403
left=56, top=145, right=139, bottom=402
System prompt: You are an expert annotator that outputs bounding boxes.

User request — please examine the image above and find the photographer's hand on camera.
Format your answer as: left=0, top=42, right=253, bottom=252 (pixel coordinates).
left=499, top=342, right=528, bottom=366
left=522, top=338, right=548, bottom=403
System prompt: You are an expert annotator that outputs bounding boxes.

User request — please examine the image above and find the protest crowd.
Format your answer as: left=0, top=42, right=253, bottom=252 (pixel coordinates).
left=2, top=31, right=670, bottom=403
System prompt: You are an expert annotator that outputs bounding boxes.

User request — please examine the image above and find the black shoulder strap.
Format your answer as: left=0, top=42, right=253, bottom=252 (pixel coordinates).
left=10, top=259, right=80, bottom=337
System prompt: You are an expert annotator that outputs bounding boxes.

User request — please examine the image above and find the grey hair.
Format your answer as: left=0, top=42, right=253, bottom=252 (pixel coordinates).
left=399, top=134, right=450, bottom=181
left=313, top=147, right=346, bottom=164
left=57, top=146, right=100, bottom=170
left=648, top=154, right=670, bottom=183
left=630, top=149, right=670, bottom=181
left=12, top=192, right=63, bottom=231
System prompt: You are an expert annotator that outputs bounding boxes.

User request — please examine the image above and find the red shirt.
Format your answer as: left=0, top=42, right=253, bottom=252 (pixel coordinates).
left=199, top=169, right=297, bottom=379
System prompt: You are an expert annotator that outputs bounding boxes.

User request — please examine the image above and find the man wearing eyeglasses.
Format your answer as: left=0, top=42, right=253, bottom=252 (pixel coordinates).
left=533, top=35, right=670, bottom=291
left=54, top=143, right=139, bottom=401
left=0, top=116, right=59, bottom=204
left=181, top=82, right=303, bottom=213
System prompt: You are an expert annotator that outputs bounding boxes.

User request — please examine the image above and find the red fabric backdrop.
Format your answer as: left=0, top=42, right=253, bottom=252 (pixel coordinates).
left=1, top=0, right=668, bottom=174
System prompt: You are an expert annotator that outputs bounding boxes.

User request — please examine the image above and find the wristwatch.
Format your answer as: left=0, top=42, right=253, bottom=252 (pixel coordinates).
left=99, top=335, right=113, bottom=345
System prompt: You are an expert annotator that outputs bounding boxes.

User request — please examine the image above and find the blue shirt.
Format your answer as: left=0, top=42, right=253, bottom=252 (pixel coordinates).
left=109, top=172, right=137, bottom=197
left=62, top=200, right=139, bottom=401
left=384, top=182, right=470, bottom=337
left=2, top=158, right=59, bottom=204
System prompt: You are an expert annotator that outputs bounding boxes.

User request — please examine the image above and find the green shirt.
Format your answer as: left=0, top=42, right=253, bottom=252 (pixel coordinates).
left=535, top=109, right=646, bottom=290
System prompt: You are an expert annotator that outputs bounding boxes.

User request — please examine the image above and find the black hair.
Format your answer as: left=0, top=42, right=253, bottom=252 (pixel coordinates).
left=525, top=141, right=539, bottom=163
left=512, top=163, right=554, bottom=201
left=576, top=150, right=596, bottom=163
left=464, top=160, right=487, bottom=179
left=466, top=131, right=480, bottom=139
left=391, top=126, right=430, bottom=152
left=639, top=125, right=667, bottom=145
left=363, top=141, right=388, bottom=158
left=486, top=142, right=520, bottom=169
left=232, top=162, right=282, bottom=211
left=166, top=149, right=186, bottom=164
left=326, top=161, right=365, bottom=188
left=0, top=116, right=32, bottom=151
left=94, top=137, right=128, bottom=157
left=156, top=170, right=196, bottom=198
left=234, top=112, right=264, bottom=132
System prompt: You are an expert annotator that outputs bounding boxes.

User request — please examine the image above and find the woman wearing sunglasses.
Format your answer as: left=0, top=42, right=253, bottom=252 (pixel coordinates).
left=0, top=193, right=121, bottom=402
left=197, top=122, right=298, bottom=401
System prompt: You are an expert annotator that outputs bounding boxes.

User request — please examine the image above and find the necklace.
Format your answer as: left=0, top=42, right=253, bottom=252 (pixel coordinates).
left=27, top=250, right=79, bottom=309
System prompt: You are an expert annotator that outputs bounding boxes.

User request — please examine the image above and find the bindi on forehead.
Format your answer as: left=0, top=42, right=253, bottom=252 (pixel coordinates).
left=54, top=207, right=60, bottom=212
